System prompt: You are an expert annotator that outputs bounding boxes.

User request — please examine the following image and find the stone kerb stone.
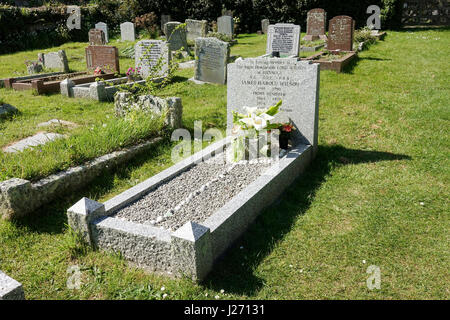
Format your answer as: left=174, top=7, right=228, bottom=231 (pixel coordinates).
left=266, top=23, right=301, bottom=57
left=37, top=50, right=70, bottom=72
left=67, top=197, right=106, bottom=244
left=0, top=271, right=25, bottom=300
left=194, top=37, right=230, bottom=84
left=227, top=58, right=319, bottom=154
left=186, top=19, right=208, bottom=42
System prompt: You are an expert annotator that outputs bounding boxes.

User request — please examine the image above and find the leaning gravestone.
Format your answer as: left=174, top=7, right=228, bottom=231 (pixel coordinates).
left=227, top=58, right=319, bottom=150
left=194, top=37, right=229, bottom=84
left=164, top=22, right=189, bottom=51
left=120, top=22, right=135, bottom=41
left=328, top=15, right=355, bottom=51
left=303, top=8, right=327, bottom=41
left=85, top=45, right=120, bottom=73
left=217, top=15, right=233, bottom=37
left=89, top=29, right=106, bottom=45
left=135, top=40, right=170, bottom=79
left=186, top=19, right=208, bottom=42
left=161, top=14, right=171, bottom=34
left=261, top=19, right=270, bottom=34
left=95, top=22, right=109, bottom=43
left=266, top=23, right=301, bottom=57
left=37, top=50, right=69, bottom=72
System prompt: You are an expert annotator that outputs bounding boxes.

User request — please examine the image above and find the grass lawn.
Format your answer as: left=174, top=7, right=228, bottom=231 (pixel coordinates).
left=0, top=29, right=449, bottom=299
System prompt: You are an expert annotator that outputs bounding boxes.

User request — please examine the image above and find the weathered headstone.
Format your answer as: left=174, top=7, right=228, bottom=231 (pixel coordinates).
left=303, top=8, right=327, bottom=41
left=164, top=22, right=189, bottom=51
left=217, top=15, right=233, bottom=37
left=85, top=45, right=120, bottom=73
left=227, top=58, right=319, bottom=150
left=161, top=14, right=171, bottom=34
left=120, top=22, right=135, bottom=41
left=3, top=132, right=64, bottom=153
left=266, top=23, right=301, bottom=57
left=194, top=37, right=229, bottom=84
left=95, top=22, right=109, bottom=43
left=186, top=19, right=208, bottom=42
left=135, top=40, right=170, bottom=79
left=261, top=19, right=270, bottom=34
left=327, top=16, right=355, bottom=51
left=89, top=29, right=106, bottom=45
left=37, top=50, right=69, bottom=72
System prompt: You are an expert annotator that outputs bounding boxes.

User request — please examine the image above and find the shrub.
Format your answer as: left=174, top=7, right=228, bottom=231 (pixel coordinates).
left=206, top=31, right=233, bottom=43
left=134, top=12, right=159, bottom=39
left=354, top=27, right=377, bottom=44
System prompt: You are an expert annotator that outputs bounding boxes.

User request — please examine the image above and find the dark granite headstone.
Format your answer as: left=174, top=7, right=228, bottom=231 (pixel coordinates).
left=304, top=8, right=327, bottom=41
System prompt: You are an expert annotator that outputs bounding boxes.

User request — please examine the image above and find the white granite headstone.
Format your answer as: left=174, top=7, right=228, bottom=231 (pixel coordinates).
left=266, top=23, right=301, bottom=57
left=135, top=40, right=170, bottom=79
left=120, top=22, right=135, bottom=41
left=95, top=22, right=109, bottom=43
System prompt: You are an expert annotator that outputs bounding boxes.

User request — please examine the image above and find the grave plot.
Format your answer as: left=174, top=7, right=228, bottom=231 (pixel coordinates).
left=68, top=58, right=319, bottom=281
left=1, top=72, right=65, bottom=89
left=303, top=15, right=357, bottom=73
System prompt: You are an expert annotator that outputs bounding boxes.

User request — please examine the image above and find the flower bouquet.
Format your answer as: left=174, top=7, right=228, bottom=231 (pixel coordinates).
left=230, top=100, right=283, bottom=162
left=126, top=67, right=141, bottom=82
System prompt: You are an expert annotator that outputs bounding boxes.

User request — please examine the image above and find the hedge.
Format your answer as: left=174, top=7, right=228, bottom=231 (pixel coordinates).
left=0, top=0, right=403, bottom=54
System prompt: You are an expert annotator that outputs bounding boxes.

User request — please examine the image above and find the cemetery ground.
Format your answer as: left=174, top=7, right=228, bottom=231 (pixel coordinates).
left=0, top=29, right=449, bottom=299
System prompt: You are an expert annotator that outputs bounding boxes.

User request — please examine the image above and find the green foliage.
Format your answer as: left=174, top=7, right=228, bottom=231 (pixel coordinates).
left=354, top=27, right=378, bottom=44
left=206, top=32, right=233, bottom=43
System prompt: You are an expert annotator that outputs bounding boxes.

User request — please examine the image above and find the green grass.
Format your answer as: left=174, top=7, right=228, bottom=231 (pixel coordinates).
left=0, top=30, right=449, bottom=299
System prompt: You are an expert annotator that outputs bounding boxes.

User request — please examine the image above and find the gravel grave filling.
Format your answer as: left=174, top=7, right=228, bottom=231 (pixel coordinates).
left=112, top=153, right=273, bottom=231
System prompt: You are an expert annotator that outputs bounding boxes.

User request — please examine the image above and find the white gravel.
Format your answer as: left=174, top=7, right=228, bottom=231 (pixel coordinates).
left=112, top=154, right=273, bottom=230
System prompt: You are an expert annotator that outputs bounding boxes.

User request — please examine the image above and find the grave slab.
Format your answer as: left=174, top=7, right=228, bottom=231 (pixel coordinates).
left=186, top=19, right=208, bottom=42
left=164, top=22, right=189, bottom=52
left=85, top=45, right=120, bottom=73
left=266, top=23, right=301, bottom=57
left=303, top=8, right=327, bottom=41
left=217, top=15, right=234, bottom=36
left=193, top=37, right=229, bottom=84
left=135, top=40, right=170, bottom=78
left=327, top=15, right=355, bottom=52
left=120, top=22, right=136, bottom=41
left=37, top=50, right=69, bottom=73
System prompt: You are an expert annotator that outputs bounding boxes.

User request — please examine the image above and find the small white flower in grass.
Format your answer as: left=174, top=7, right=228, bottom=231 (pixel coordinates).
left=162, top=293, right=168, bottom=299
left=300, top=269, right=303, bottom=273
left=220, top=289, right=225, bottom=294
left=289, top=264, right=293, bottom=268
left=362, top=260, right=366, bottom=264
left=161, top=286, right=165, bottom=291
left=420, top=202, right=424, bottom=206
left=102, top=123, right=107, bottom=128
left=215, top=295, right=220, bottom=299
left=205, top=293, right=208, bottom=297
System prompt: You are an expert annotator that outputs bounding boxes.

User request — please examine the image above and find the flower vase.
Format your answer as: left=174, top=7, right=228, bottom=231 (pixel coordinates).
left=279, top=132, right=290, bottom=150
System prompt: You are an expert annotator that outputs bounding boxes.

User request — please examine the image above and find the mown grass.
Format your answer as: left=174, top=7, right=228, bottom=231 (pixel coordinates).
left=0, top=30, right=449, bottom=300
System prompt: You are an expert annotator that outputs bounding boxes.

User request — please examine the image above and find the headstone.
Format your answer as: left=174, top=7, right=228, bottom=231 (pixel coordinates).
left=135, top=40, right=170, bottom=79
left=89, top=29, right=106, bottom=45
left=95, top=22, right=109, bottom=43
left=266, top=23, right=301, bottom=57
left=85, top=45, right=120, bottom=73
left=120, top=22, right=135, bottom=41
left=217, top=15, right=233, bottom=37
left=37, top=50, right=69, bottom=72
left=164, top=21, right=189, bottom=51
left=161, top=14, right=171, bottom=34
left=186, top=19, right=208, bottom=42
left=261, top=19, right=270, bottom=34
left=194, top=37, right=229, bottom=84
left=227, top=58, right=319, bottom=150
left=303, top=8, right=327, bottom=41
left=327, top=16, right=355, bottom=51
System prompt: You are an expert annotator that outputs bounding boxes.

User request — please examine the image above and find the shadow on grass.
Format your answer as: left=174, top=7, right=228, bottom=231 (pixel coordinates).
left=203, top=144, right=411, bottom=295
left=10, top=139, right=172, bottom=234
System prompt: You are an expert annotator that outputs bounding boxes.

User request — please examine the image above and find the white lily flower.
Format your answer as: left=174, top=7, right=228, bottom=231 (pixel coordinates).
left=231, top=124, right=242, bottom=135
left=240, top=117, right=255, bottom=128
left=252, top=115, right=267, bottom=130
left=244, top=106, right=258, bottom=116
left=260, top=112, right=274, bottom=122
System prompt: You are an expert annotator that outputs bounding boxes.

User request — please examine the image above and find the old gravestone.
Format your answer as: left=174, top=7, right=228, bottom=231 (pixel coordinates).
left=327, top=16, right=355, bottom=51
left=266, top=23, right=301, bottom=57
left=217, top=15, right=233, bottom=37
left=89, top=29, right=106, bottom=45
left=303, top=8, right=327, bottom=41
left=85, top=46, right=120, bottom=73
left=161, top=14, right=171, bottom=34
left=227, top=58, right=319, bottom=152
left=95, top=22, right=109, bottom=43
left=261, top=19, right=270, bottom=34
left=37, top=50, right=69, bottom=72
left=186, top=19, right=208, bottom=42
left=135, top=40, right=170, bottom=79
left=164, top=22, right=189, bottom=51
left=193, top=37, right=229, bottom=84
left=120, top=22, right=135, bottom=41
